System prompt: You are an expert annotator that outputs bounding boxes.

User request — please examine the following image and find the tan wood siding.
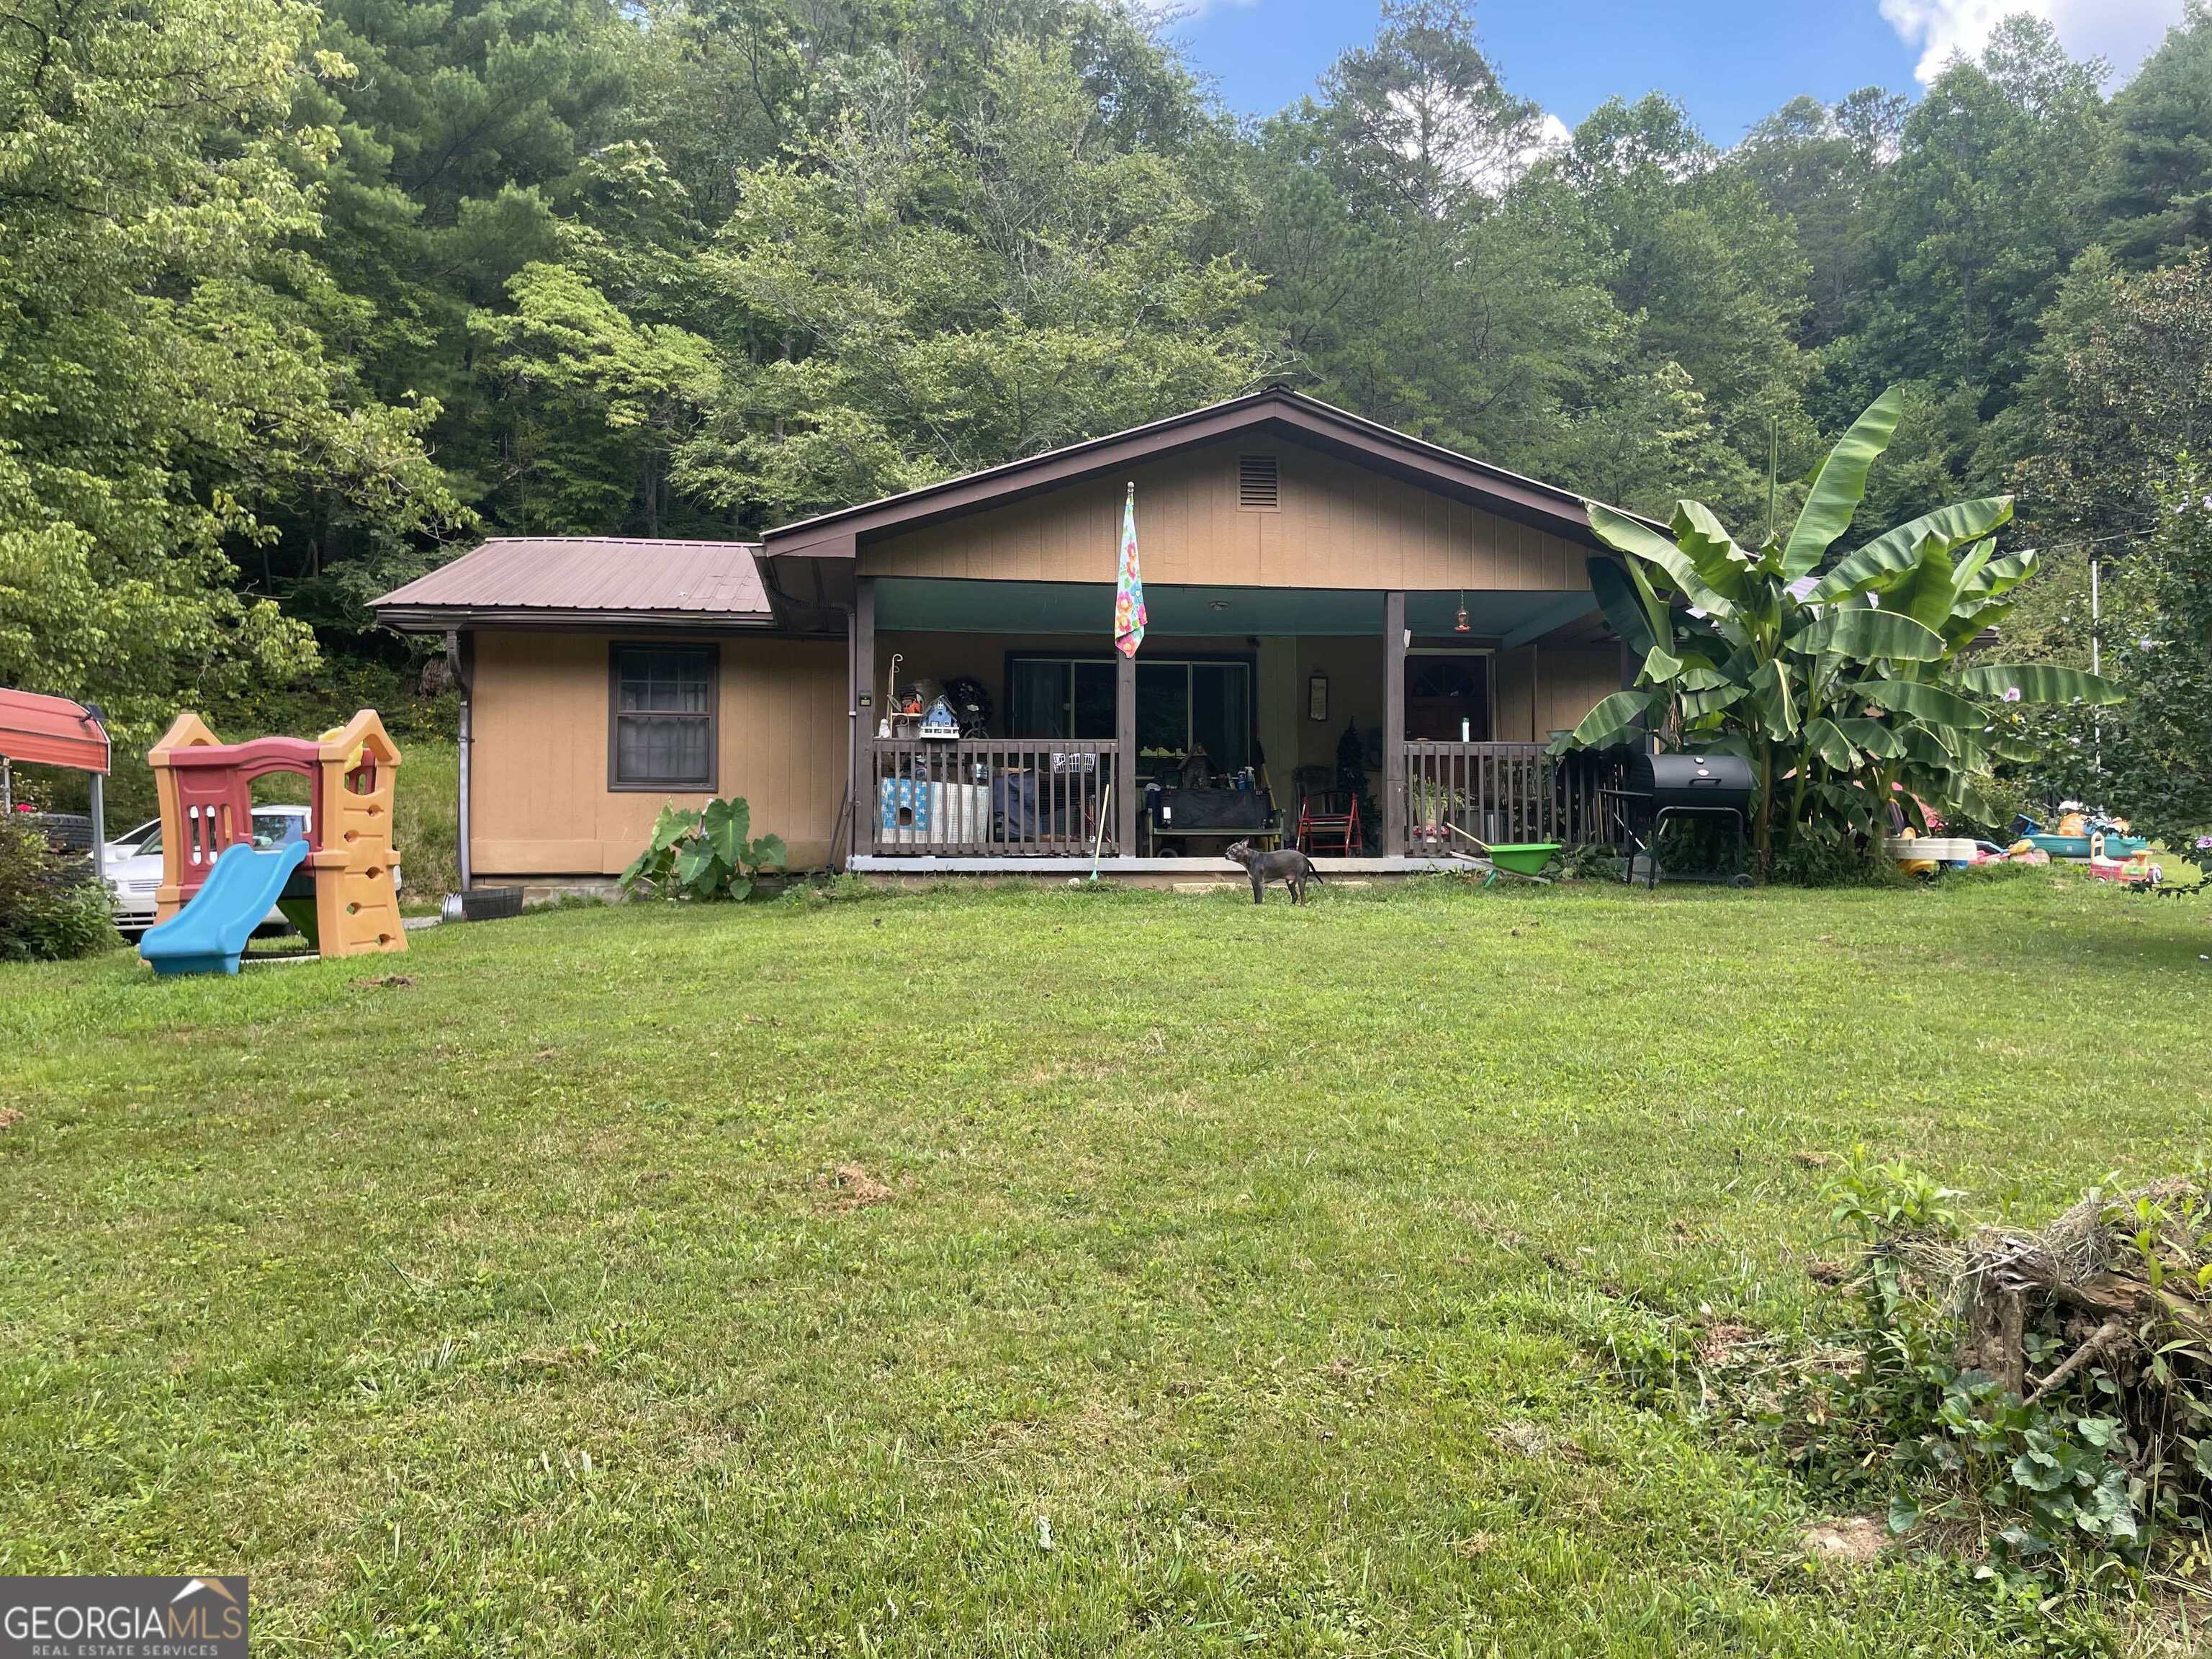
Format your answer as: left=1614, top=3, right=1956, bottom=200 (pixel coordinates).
left=860, top=435, right=1589, bottom=592
left=471, top=630, right=847, bottom=878
left=1493, top=644, right=1620, bottom=742
left=1537, top=647, right=1623, bottom=739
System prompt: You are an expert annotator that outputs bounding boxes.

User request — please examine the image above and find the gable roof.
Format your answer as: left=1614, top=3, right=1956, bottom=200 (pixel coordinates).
left=759, top=387, right=1643, bottom=562
left=374, top=537, right=774, bottom=631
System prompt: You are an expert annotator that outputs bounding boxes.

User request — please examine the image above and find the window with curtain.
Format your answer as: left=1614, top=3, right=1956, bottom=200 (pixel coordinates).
left=610, top=644, right=717, bottom=789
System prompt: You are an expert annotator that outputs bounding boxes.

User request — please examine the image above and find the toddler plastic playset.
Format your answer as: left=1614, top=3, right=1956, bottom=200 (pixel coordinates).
left=137, top=710, right=406, bottom=976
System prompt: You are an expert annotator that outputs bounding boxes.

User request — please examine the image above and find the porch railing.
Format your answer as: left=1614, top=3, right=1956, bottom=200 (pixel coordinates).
left=868, top=737, right=1120, bottom=857
left=863, top=737, right=1619, bottom=859
left=1400, top=742, right=1622, bottom=852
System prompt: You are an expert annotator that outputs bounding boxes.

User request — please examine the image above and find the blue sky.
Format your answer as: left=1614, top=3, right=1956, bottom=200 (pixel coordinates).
left=1171, top=0, right=2189, bottom=145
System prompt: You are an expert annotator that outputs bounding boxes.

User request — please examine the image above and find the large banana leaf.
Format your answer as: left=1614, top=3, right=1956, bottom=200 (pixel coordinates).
left=1958, top=547, right=2037, bottom=602
left=1681, top=683, right=1746, bottom=718
left=1784, top=387, right=1905, bottom=578
left=1892, top=539, right=1961, bottom=632
left=1850, top=677, right=1986, bottom=727
left=1642, top=645, right=1684, bottom=682
left=1947, top=538, right=1994, bottom=601
left=1816, top=778, right=1882, bottom=829
left=1835, top=716, right=1905, bottom=759
left=1941, top=601, right=2013, bottom=650
left=1749, top=657, right=1798, bottom=740
left=1800, top=606, right=1946, bottom=662
left=1954, top=662, right=2123, bottom=706
left=1809, top=496, right=2014, bottom=601
left=1948, top=779, right=2003, bottom=827
left=1548, top=688, right=1654, bottom=754
left=1588, top=501, right=1736, bottom=619
left=1671, top=500, right=1752, bottom=608
left=1802, top=716, right=1858, bottom=770
left=1677, top=654, right=1743, bottom=714
left=1586, top=555, right=1665, bottom=662
left=1899, top=726, right=1956, bottom=770
left=1944, top=731, right=1993, bottom=773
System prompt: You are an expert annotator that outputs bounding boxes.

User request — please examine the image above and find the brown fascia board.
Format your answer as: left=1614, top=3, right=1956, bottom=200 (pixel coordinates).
left=757, top=392, right=1653, bottom=559
left=374, top=605, right=785, bottom=634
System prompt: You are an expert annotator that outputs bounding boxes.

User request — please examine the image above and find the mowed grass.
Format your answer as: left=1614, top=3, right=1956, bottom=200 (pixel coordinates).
left=2, top=876, right=2209, bottom=1655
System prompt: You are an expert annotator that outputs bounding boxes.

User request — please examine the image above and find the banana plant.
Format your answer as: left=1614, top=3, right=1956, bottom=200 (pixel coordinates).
left=1552, top=387, right=2121, bottom=869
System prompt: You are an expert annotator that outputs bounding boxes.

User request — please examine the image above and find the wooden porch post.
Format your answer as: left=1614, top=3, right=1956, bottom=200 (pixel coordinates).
left=850, top=576, right=874, bottom=869
left=1383, top=589, right=1406, bottom=855
left=1115, top=644, right=1137, bottom=855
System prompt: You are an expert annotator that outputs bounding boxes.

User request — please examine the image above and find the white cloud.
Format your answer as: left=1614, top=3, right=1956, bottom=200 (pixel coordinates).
left=1879, top=0, right=2185, bottom=84
left=1134, top=0, right=1255, bottom=23
left=1531, top=112, right=1573, bottom=155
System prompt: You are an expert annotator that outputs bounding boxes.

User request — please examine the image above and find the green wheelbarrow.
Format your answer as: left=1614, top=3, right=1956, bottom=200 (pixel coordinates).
left=1444, top=823, right=1560, bottom=884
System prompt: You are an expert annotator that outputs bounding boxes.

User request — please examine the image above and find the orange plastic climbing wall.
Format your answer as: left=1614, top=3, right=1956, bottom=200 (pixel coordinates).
left=309, top=711, right=407, bottom=958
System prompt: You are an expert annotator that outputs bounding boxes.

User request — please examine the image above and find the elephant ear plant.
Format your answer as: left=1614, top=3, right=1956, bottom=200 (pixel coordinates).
left=1551, top=386, right=2123, bottom=870
left=620, top=796, right=786, bottom=901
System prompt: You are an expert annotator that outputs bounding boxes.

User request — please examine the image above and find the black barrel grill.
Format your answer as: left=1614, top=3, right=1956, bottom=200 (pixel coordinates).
left=1606, top=750, right=1757, bottom=887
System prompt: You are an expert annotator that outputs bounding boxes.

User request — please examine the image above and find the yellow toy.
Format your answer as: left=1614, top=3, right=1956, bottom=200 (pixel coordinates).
left=1890, top=827, right=1938, bottom=878
left=140, top=710, right=405, bottom=974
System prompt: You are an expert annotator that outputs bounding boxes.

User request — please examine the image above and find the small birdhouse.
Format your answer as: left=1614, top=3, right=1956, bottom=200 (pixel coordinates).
left=918, top=696, right=961, bottom=740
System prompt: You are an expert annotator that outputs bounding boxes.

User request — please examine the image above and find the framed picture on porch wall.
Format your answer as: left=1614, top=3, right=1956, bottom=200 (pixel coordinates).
left=1307, top=673, right=1328, bottom=722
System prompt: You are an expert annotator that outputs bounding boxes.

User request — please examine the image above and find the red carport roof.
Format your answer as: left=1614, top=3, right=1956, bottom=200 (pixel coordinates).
left=0, top=688, right=110, bottom=773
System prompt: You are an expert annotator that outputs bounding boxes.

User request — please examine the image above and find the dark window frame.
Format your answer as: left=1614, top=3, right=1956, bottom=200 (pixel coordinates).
left=1001, top=649, right=1256, bottom=765
left=607, top=641, right=720, bottom=792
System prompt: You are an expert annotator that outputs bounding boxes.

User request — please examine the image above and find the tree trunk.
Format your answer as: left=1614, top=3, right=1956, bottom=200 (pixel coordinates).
left=1755, top=744, right=1775, bottom=873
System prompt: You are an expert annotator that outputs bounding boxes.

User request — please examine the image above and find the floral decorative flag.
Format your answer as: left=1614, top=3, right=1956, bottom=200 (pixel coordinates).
left=1115, top=482, right=1146, bottom=658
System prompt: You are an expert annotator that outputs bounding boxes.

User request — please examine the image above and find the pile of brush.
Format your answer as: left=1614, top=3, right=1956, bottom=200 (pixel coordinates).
left=1893, top=1177, right=2212, bottom=1487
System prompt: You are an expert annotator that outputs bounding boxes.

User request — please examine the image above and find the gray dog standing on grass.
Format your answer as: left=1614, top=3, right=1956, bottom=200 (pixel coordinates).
left=1223, top=840, right=1324, bottom=905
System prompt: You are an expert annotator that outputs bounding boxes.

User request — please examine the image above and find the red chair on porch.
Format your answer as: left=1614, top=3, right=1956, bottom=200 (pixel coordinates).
left=1294, top=768, right=1362, bottom=857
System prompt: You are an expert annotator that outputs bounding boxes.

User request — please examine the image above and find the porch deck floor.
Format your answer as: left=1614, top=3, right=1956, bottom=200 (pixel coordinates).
left=849, top=854, right=1489, bottom=876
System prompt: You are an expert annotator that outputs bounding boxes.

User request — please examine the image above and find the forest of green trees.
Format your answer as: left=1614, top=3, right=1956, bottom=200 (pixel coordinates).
left=2, top=0, right=2208, bottom=823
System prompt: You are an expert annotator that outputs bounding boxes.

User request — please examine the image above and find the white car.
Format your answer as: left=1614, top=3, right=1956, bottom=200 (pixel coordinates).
left=103, top=806, right=397, bottom=934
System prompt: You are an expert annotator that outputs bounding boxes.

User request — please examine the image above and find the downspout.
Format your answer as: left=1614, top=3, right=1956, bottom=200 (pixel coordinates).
left=846, top=603, right=857, bottom=873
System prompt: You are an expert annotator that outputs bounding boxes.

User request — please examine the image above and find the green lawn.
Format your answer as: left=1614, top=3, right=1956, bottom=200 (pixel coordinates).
left=4, top=877, right=2208, bottom=1655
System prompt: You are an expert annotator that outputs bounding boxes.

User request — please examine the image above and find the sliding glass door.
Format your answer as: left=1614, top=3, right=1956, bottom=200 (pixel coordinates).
left=1008, top=655, right=1251, bottom=770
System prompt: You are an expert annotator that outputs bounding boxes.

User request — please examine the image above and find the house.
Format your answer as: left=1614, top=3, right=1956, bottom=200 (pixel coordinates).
left=372, top=388, right=1637, bottom=888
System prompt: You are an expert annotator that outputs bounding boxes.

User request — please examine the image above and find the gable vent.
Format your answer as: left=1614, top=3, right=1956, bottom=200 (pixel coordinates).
left=1237, top=453, right=1280, bottom=511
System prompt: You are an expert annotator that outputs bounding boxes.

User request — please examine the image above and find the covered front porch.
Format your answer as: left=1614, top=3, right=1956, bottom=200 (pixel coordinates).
left=847, top=577, right=1625, bottom=868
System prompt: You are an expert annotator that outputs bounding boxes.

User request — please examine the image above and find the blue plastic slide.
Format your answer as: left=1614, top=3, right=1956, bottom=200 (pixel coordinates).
left=138, top=839, right=310, bottom=976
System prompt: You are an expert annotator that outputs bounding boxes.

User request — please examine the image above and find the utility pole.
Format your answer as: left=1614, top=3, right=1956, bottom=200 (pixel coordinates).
left=2090, top=558, right=2102, bottom=781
